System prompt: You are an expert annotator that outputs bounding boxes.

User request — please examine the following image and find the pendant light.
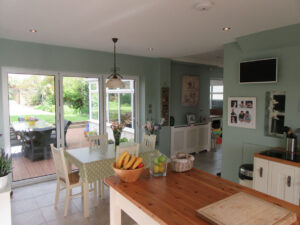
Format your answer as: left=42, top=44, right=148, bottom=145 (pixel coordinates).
left=106, top=38, right=125, bottom=89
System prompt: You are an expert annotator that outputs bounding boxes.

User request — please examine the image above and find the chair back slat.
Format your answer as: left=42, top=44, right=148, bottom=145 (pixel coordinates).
left=116, top=144, right=139, bottom=160
left=142, top=134, right=156, bottom=150
left=51, top=144, right=70, bottom=185
left=88, top=134, right=108, bottom=149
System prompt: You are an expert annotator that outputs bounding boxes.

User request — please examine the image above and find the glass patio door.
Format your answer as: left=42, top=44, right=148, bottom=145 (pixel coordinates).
left=105, top=79, right=137, bottom=143
left=7, top=73, right=59, bottom=182
left=60, top=76, right=102, bottom=149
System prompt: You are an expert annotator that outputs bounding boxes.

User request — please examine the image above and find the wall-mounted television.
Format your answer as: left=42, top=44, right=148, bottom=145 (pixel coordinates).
left=240, top=58, right=277, bottom=84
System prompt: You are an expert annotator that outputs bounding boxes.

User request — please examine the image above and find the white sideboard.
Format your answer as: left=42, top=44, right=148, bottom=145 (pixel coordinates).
left=170, top=122, right=211, bottom=156
left=253, top=156, right=300, bottom=206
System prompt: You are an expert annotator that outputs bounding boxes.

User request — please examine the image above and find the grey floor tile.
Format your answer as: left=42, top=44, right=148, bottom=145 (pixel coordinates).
left=12, top=209, right=46, bottom=225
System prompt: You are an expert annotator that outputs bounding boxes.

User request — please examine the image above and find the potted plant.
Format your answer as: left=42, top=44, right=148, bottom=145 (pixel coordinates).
left=0, top=149, right=12, bottom=190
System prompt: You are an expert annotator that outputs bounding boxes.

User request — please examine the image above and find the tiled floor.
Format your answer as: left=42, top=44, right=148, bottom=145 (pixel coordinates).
left=11, top=146, right=222, bottom=225
left=193, top=145, right=222, bottom=175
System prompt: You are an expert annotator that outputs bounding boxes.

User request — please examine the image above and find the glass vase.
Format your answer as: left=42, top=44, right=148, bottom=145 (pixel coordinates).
left=114, top=133, right=120, bottom=146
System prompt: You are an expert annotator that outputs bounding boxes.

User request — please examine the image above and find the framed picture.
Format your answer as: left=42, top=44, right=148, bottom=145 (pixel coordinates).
left=181, top=76, right=199, bottom=106
left=228, top=97, right=256, bottom=129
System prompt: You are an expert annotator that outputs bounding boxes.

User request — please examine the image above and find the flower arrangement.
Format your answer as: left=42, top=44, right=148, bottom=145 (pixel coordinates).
left=24, top=116, right=39, bottom=122
left=142, top=119, right=165, bottom=135
left=111, top=122, right=125, bottom=146
left=25, top=116, right=39, bottom=126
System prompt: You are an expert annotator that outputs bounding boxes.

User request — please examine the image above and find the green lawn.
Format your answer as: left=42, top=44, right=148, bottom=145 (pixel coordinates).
left=10, top=114, right=89, bottom=124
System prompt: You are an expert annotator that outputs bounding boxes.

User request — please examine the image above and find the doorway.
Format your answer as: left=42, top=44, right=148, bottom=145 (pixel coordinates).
left=3, top=70, right=139, bottom=184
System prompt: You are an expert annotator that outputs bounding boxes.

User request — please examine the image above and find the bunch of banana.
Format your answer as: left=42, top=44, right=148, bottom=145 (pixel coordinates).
left=116, top=151, right=144, bottom=170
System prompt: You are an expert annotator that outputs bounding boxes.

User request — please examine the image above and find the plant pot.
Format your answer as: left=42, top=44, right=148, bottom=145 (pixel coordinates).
left=0, top=175, right=9, bottom=190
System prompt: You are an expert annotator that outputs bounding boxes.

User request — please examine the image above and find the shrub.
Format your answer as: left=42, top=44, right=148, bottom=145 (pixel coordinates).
left=0, top=149, right=12, bottom=177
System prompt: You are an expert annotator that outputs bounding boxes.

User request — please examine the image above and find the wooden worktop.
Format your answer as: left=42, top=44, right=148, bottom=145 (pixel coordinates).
left=254, top=148, right=300, bottom=168
left=105, top=167, right=300, bottom=225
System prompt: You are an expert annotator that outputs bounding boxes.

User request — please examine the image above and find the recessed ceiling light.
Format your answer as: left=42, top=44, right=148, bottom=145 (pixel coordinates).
left=194, top=0, right=213, bottom=12
left=29, top=29, right=37, bottom=33
left=222, top=27, right=231, bottom=31
left=148, top=47, right=154, bottom=52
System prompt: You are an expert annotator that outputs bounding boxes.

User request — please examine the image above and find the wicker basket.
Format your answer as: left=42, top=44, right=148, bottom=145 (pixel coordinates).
left=112, top=163, right=144, bottom=183
left=171, top=152, right=194, bottom=172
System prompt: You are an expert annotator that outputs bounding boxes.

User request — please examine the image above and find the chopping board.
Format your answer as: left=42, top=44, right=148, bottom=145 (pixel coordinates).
left=196, top=192, right=297, bottom=225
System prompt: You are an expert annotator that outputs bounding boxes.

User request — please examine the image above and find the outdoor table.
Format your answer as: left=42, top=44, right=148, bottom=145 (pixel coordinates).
left=65, top=143, right=157, bottom=218
left=12, top=120, right=55, bottom=132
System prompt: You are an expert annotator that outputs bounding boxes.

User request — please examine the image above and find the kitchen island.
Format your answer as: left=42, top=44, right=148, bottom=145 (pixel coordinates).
left=105, top=167, right=300, bottom=225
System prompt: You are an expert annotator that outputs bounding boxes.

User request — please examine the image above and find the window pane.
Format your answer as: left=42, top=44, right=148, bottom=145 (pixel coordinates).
left=120, top=81, right=130, bottom=89
left=212, top=85, right=223, bottom=93
left=91, top=83, right=97, bottom=91
left=120, top=93, right=132, bottom=128
left=212, top=94, right=223, bottom=100
left=91, top=93, right=98, bottom=120
left=108, top=93, right=118, bottom=123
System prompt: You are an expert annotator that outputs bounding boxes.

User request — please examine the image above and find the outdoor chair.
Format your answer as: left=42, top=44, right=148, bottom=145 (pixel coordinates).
left=24, top=128, right=53, bottom=161
left=50, top=120, right=72, bottom=147
left=88, top=133, right=108, bottom=149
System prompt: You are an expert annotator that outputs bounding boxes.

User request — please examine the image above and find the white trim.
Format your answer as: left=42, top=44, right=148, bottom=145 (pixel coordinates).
left=12, top=174, right=57, bottom=188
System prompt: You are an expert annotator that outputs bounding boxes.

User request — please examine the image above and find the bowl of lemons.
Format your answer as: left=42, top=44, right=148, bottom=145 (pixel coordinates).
left=150, top=152, right=168, bottom=177
left=113, top=151, right=145, bottom=183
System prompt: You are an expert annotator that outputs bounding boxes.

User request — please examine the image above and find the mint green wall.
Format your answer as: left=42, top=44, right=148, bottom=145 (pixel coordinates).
left=170, top=61, right=223, bottom=125
left=0, top=38, right=168, bottom=146
left=222, top=23, right=300, bottom=182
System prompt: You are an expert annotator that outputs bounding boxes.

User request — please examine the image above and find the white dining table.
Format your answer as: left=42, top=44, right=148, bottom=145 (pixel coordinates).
left=65, top=143, right=157, bottom=218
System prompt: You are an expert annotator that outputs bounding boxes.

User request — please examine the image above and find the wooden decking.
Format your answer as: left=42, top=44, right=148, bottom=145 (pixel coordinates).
left=12, top=127, right=89, bottom=181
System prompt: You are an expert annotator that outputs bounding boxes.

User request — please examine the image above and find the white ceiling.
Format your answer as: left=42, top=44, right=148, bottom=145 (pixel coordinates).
left=0, top=0, right=300, bottom=66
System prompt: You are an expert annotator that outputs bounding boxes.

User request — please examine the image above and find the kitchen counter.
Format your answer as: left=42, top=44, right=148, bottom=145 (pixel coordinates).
left=254, top=148, right=300, bottom=168
left=106, top=167, right=300, bottom=225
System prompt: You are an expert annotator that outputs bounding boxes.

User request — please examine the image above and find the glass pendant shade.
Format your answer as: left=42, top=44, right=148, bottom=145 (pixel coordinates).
left=106, top=38, right=125, bottom=89
left=106, top=76, right=125, bottom=89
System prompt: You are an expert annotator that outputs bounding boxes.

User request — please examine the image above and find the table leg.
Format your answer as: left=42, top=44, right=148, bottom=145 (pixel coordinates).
left=93, top=182, right=98, bottom=207
left=83, top=182, right=90, bottom=218
left=110, top=187, right=121, bottom=225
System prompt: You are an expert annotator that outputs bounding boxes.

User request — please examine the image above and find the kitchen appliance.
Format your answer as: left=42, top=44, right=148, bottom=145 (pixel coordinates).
left=287, top=137, right=297, bottom=153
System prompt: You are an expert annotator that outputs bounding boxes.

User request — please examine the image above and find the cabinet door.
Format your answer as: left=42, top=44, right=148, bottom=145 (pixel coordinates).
left=268, top=162, right=295, bottom=204
left=253, top=158, right=269, bottom=194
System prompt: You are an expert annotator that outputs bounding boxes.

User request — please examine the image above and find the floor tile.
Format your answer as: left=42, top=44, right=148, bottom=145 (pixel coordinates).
left=12, top=209, right=46, bottom=225
left=12, top=198, right=39, bottom=215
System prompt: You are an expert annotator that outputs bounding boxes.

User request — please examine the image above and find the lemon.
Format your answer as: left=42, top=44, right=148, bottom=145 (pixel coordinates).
left=153, top=165, right=160, bottom=173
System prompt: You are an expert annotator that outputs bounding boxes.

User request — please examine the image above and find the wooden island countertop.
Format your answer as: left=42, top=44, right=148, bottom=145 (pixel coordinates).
left=105, top=167, right=300, bottom=225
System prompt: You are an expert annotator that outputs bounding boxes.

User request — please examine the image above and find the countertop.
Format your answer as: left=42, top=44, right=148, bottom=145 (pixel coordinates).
left=106, top=167, right=300, bottom=225
left=254, top=148, right=300, bottom=168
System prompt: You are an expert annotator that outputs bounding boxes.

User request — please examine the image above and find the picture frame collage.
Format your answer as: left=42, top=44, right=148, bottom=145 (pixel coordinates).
left=228, top=97, right=256, bottom=129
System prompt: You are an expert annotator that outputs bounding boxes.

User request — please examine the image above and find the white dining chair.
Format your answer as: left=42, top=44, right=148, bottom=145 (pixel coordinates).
left=50, top=144, right=98, bottom=216
left=88, top=133, right=108, bottom=149
left=141, top=134, right=156, bottom=150
left=116, top=143, right=140, bottom=161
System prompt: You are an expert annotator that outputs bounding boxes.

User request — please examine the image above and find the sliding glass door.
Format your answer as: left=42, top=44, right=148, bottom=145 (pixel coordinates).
left=61, top=76, right=101, bottom=149
left=7, top=73, right=58, bottom=181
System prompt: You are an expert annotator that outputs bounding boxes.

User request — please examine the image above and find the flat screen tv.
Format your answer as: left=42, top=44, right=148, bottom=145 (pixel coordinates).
left=240, top=58, right=277, bottom=84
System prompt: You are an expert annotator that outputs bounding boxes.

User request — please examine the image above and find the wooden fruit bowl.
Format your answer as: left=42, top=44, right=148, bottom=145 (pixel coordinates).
left=112, top=162, right=144, bottom=183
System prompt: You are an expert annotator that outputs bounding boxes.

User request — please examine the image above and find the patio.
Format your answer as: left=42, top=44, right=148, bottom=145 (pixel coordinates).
left=12, top=127, right=89, bottom=182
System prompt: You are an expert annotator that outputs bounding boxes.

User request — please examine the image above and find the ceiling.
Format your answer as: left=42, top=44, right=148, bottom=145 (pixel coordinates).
left=0, top=0, right=300, bottom=66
